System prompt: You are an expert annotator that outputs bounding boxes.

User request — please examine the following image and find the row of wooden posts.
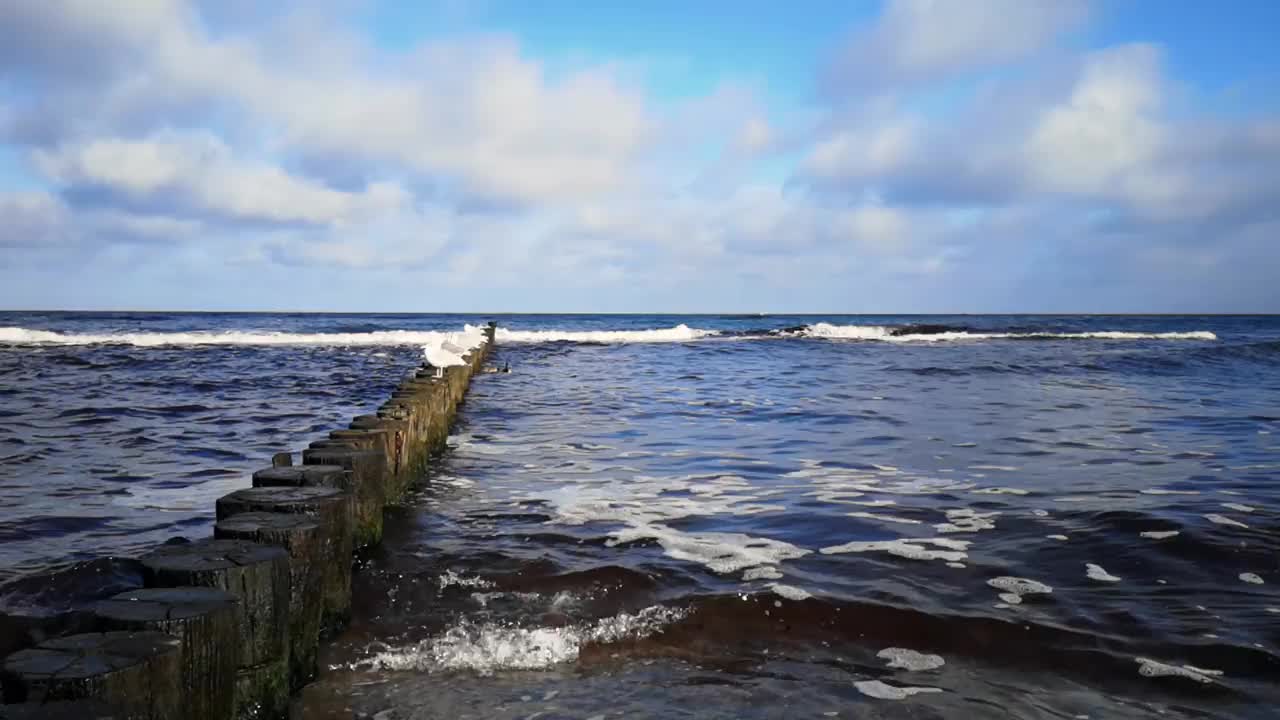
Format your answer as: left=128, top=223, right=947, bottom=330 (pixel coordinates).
left=0, top=323, right=496, bottom=720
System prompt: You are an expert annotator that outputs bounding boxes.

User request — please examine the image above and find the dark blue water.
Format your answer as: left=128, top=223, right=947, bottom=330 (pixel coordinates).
left=2, top=313, right=1278, bottom=718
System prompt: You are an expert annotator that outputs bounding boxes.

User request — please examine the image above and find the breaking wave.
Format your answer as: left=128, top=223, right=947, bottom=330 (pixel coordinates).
left=353, top=605, right=685, bottom=674
left=0, top=326, right=470, bottom=347
left=0, top=323, right=1218, bottom=347
left=495, top=324, right=718, bottom=343
left=800, top=323, right=1218, bottom=342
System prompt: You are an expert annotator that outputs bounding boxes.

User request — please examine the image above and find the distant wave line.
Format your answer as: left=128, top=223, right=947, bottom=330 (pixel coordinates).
left=0, top=324, right=1218, bottom=347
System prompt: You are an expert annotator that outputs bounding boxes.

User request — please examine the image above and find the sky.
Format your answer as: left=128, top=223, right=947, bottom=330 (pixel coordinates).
left=1, top=0, right=1278, bottom=313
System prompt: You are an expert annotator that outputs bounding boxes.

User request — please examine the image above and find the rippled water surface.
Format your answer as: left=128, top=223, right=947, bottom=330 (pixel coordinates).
left=2, top=313, right=1279, bottom=718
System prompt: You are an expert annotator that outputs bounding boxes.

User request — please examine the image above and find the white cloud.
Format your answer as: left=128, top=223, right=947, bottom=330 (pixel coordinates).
left=0, top=191, right=70, bottom=247
left=826, top=0, right=1089, bottom=91
left=35, top=132, right=406, bottom=225
left=1025, top=45, right=1167, bottom=196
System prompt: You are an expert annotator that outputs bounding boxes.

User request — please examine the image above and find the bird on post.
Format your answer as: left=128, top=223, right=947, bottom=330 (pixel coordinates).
left=422, top=334, right=468, bottom=378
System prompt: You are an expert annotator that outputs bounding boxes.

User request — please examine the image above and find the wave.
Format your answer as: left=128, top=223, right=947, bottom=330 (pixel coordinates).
left=495, top=324, right=719, bottom=343
left=353, top=604, right=685, bottom=674
left=0, top=326, right=467, bottom=347
left=801, top=323, right=1217, bottom=342
left=0, top=323, right=1218, bottom=347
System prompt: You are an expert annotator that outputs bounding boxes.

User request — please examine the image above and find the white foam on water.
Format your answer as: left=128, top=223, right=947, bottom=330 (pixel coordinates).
left=1086, top=564, right=1122, bottom=583
left=987, top=577, right=1053, bottom=596
left=1139, top=530, right=1180, bottom=539
left=1240, top=573, right=1265, bottom=585
left=1136, top=658, right=1223, bottom=684
left=742, top=566, right=783, bottom=581
left=769, top=583, right=813, bottom=601
left=972, top=487, right=1029, bottom=495
left=0, top=326, right=478, bottom=347
left=1222, top=503, right=1255, bottom=513
left=802, top=324, right=1216, bottom=342
left=495, top=324, right=718, bottom=343
left=878, top=647, right=945, bottom=671
left=1140, top=488, right=1200, bottom=496
left=998, top=593, right=1023, bottom=605
left=935, top=509, right=999, bottom=534
left=853, top=680, right=943, bottom=700
left=356, top=605, right=685, bottom=674
left=847, top=511, right=922, bottom=525
left=1205, top=514, right=1250, bottom=529
left=437, top=570, right=495, bottom=591
left=820, top=538, right=969, bottom=563
left=969, top=465, right=1020, bottom=472
left=1032, top=509, right=1050, bottom=517
left=607, top=524, right=809, bottom=574
left=946, top=562, right=966, bottom=569
left=1047, top=534, right=1069, bottom=541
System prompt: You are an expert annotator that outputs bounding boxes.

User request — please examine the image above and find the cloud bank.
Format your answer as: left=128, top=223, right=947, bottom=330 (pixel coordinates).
left=1, top=0, right=1276, bottom=311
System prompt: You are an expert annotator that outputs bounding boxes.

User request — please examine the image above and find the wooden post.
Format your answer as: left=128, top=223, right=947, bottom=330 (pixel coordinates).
left=219, top=485, right=353, bottom=632
left=94, top=587, right=238, bottom=720
left=139, top=539, right=290, bottom=720
left=214, top=512, right=323, bottom=689
left=300, top=448, right=386, bottom=549
left=0, top=699, right=121, bottom=719
left=0, top=631, right=181, bottom=719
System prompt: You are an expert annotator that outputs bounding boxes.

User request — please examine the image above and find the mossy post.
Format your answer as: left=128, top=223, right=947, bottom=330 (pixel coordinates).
left=238, top=479, right=355, bottom=631
left=328, top=428, right=402, bottom=499
left=300, top=447, right=386, bottom=548
left=94, top=587, right=238, bottom=720
left=139, top=539, right=290, bottom=720
left=0, top=631, right=181, bottom=719
left=214, top=511, right=324, bottom=688
left=0, top=699, right=121, bottom=719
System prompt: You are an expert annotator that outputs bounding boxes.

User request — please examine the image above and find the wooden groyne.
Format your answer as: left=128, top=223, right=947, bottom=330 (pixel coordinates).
left=0, top=323, right=497, bottom=719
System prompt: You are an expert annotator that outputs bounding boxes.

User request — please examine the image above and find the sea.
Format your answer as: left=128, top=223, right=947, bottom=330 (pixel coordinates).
left=1, top=312, right=1277, bottom=719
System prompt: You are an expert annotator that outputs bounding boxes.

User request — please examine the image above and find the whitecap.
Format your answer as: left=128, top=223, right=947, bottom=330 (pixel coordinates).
left=769, top=583, right=813, bottom=601
left=987, top=577, right=1052, bottom=596
left=1047, top=534, right=1069, bottom=541
left=437, top=570, right=495, bottom=591
left=935, top=509, right=999, bottom=534
left=607, top=524, right=809, bottom=574
left=355, top=605, right=684, bottom=674
left=1085, top=564, right=1121, bottom=583
left=878, top=647, right=944, bottom=671
left=972, top=487, right=1028, bottom=495
left=496, top=324, right=717, bottom=344
left=1222, top=503, right=1255, bottom=513
left=1205, top=514, right=1249, bottom=529
left=1136, top=657, right=1223, bottom=684
left=1240, top=573, right=1264, bottom=585
left=1140, top=530, right=1179, bottom=539
left=1140, top=488, right=1199, bottom=496
left=820, top=538, right=969, bottom=563
left=853, top=680, right=943, bottom=700
left=847, top=511, right=922, bottom=525
left=742, top=566, right=783, bottom=581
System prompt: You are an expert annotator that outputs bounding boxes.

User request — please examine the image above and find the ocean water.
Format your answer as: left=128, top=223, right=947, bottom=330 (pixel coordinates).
left=1, top=313, right=1278, bottom=718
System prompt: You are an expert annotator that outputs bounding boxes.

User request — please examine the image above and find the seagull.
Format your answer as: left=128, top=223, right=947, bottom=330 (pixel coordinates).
left=423, top=334, right=468, bottom=378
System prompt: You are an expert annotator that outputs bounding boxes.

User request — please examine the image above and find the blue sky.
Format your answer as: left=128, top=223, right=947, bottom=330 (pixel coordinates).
left=1, top=0, right=1277, bottom=312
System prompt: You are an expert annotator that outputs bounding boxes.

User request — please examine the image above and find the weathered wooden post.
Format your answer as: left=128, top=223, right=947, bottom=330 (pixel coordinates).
left=0, top=699, right=121, bottom=719
left=234, top=481, right=354, bottom=631
left=300, top=447, right=386, bottom=548
left=94, top=587, right=238, bottom=720
left=0, top=631, right=181, bottom=719
left=213, top=512, right=323, bottom=689
left=139, top=539, right=290, bottom=720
